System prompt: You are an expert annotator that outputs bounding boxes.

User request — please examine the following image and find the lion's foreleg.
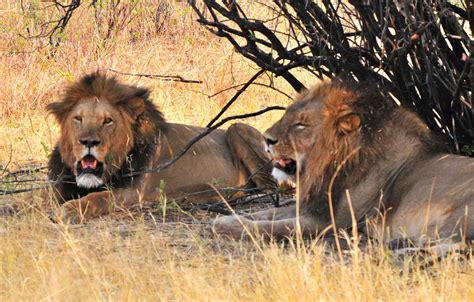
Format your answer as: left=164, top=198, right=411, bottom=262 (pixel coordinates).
left=213, top=215, right=317, bottom=240
left=55, top=189, right=140, bottom=223
left=213, top=205, right=318, bottom=240
left=242, top=204, right=297, bottom=220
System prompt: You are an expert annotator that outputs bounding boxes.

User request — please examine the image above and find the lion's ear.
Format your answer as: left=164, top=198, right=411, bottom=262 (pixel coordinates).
left=125, top=97, right=145, bottom=120
left=46, top=102, right=69, bottom=122
left=337, top=113, right=361, bottom=134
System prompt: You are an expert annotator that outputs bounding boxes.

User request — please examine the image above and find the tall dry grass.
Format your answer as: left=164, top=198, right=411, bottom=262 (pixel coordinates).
left=1, top=213, right=473, bottom=301
left=0, top=1, right=473, bottom=301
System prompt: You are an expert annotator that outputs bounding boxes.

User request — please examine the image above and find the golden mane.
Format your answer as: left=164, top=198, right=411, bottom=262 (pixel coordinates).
left=301, top=80, right=442, bottom=203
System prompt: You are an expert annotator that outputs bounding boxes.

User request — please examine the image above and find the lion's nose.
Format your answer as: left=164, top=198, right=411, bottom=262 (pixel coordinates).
left=80, top=139, right=101, bottom=148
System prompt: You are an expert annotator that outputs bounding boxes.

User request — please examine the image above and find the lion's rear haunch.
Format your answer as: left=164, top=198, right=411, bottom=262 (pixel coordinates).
left=47, top=71, right=168, bottom=202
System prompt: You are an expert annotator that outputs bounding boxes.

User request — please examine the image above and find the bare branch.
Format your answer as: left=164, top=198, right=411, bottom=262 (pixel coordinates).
left=206, top=69, right=264, bottom=127
left=104, top=69, right=203, bottom=84
left=191, top=0, right=473, bottom=155
left=1, top=185, right=51, bottom=196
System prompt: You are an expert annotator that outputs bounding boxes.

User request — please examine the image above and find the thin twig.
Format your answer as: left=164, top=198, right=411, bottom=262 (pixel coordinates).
left=0, top=178, right=49, bottom=184
left=206, top=69, right=264, bottom=127
left=104, top=68, right=203, bottom=84
left=209, top=79, right=294, bottom=101
left=1, top=185, right=51, bottom=195
left=3, top=166, right=47, bottom=178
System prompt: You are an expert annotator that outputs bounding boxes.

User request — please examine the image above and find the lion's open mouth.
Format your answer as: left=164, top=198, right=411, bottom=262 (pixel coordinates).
left=77, top=154, right=104, bottom=176
left=273, top=157, right=297, bottom=175
left=75, top=154, right=105, bottom=189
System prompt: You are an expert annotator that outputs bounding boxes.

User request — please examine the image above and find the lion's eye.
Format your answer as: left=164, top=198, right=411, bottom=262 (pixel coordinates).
left=103, top=117, right=113, bottom=125
left=73, top=116, right=82, bottom=123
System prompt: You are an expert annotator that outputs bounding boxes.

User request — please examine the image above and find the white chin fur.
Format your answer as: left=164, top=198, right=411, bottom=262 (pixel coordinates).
left=76, top=174, right=104, bottom=189
left=271, top=167, right=294, bottom=183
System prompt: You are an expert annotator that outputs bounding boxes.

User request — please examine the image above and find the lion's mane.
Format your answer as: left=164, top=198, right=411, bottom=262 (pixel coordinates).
left=301, top=80, right=446, bottom=215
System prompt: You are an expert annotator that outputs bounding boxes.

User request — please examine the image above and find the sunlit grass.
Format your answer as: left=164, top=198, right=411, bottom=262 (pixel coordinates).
left=1, top=212, right=473, bottom=301
left=0, top=1, right=473, bottom=301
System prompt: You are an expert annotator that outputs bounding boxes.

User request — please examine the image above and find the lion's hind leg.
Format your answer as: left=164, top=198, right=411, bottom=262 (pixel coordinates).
left=225, top=123, right=276, bottom=190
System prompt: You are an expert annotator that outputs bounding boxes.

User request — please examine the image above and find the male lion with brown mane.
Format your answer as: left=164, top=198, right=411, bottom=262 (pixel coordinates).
left=213, top=80, right=474, bottom=249
left=47, top=72, right=275, bottom=223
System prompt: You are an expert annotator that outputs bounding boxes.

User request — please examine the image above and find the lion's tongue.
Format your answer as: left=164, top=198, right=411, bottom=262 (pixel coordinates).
left=275, top=158, right=293, bottom=167
left=81, top=158, right=97, bottom=169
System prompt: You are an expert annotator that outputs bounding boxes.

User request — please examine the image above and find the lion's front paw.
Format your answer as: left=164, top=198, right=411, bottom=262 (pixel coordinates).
left=54, top=201, right=85, bottom=224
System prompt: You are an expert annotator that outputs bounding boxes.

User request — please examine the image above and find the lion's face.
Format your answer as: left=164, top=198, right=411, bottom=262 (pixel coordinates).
left=264, top=83, right=362, bottom=183
left=264, top=94, right=324, bottom=182
left=48, top=72, right=165, bottom=191
left=57, top=97, right=137, bottom=188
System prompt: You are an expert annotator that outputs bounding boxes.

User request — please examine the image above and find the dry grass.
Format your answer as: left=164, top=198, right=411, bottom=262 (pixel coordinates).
left=1, top=213, right=473, bottom=301
left=1, top=1, right=473, bottom=301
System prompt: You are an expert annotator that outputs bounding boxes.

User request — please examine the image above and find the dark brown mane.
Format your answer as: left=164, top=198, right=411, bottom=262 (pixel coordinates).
left=47, top=72, right=168, bottom=201
left=301, top=80, right=443, bottom=209
left=47, top=71, right=167, bottom=129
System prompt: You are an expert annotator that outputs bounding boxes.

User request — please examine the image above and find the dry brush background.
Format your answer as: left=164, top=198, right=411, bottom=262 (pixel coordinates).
left=0, top=1, right=473, bottom=301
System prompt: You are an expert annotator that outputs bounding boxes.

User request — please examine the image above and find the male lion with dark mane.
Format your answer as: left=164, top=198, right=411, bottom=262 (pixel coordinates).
left=47, top=72, right=275, bottom=223
left=213, top=80, right=474, bottom=249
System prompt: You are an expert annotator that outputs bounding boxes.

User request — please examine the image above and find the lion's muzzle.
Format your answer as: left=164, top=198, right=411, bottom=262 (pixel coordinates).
left=264, top=135, right=298, bottom=182
left=76, top=154, right=104, bottom=189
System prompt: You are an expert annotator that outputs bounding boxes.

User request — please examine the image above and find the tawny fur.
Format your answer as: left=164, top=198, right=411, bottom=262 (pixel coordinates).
left=47, top=72, right=275, bottom=223
left=213, top=80, right=474, bottom=249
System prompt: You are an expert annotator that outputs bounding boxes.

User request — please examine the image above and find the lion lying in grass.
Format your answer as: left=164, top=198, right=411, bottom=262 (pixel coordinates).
left=213, top=80, right=473, bottom=249
left=47, top=72, right=275, bottom=223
